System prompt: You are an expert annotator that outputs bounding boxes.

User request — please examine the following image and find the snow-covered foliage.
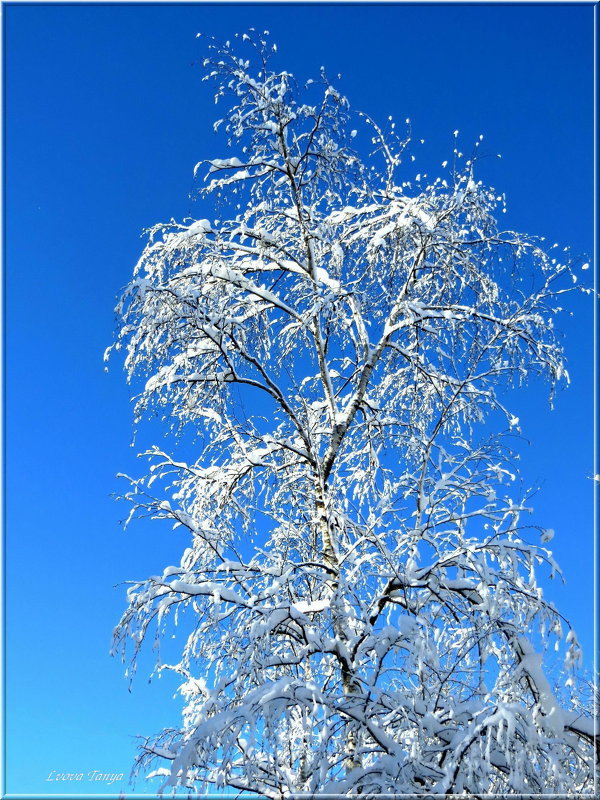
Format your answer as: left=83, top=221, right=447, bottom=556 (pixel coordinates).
left=108, top=33, right=596, bottom=796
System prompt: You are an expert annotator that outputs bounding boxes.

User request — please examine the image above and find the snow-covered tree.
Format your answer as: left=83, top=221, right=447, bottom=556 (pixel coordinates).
left=108, top=33, right=596, bottom=796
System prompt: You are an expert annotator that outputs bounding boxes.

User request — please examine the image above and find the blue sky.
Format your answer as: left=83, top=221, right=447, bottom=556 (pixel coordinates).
left=4, top=2, right=595, bottom=797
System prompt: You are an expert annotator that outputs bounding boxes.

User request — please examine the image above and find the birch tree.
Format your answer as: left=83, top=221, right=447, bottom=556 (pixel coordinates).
left=108, top=33, right=596, bottom=796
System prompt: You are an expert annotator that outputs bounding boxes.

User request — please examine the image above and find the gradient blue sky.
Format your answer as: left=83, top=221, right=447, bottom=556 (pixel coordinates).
left=4, top=3, right=595, bottom=797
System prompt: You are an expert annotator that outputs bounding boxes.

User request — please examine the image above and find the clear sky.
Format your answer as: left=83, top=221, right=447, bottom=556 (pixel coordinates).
left=4, top=2, right=595, bottom=797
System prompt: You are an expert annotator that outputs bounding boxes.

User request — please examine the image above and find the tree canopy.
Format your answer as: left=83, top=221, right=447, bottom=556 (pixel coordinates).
left=108, top=33, right=595, bottom=796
